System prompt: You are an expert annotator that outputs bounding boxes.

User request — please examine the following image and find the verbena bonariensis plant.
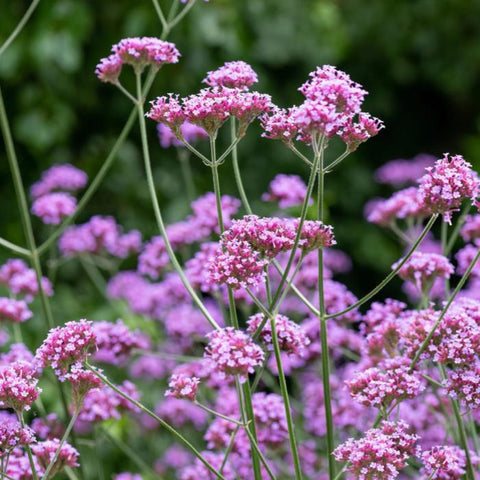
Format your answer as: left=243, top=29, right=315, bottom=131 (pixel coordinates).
left=0, top=2, right=480, bottom=480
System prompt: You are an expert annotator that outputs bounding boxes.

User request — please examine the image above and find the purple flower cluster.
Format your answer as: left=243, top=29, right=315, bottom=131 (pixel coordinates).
left=35, top=320, right=96, bottom=380
left=0, top=415, right=35, bottom=455
left=374, top=154, right=436, bottom=187
left=262, top=173, right=311, bottom=209
left=203, top=60, right=258, bottom=89
left=421, top=446, right=467, bottom=479
left=59, top=215, right=142, bottom=258
left=0, top=361, right=41, bottom=412
left=204, top=327, right=264, bottom=382
left=96, top=37, right=180, bottom=82
left=333, top=421, right=419, bottom=479
left=165, top=373, right=200, bottom=401
left=0, top=297, right=33, bottom=323
left=32, top=439, right=79, bottom=474
left=157, top=121, right=208, bottom=148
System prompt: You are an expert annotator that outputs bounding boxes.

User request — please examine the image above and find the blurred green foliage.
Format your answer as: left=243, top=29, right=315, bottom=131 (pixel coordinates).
left=2, top=1, right=480, bottom=477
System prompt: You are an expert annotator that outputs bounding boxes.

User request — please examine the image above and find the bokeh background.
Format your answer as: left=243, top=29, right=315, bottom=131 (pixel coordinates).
left=1, top=0, right=480, bottom=308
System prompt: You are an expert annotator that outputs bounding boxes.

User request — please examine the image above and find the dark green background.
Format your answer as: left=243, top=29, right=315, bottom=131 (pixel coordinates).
left=1, top=0, right=480, bottom=308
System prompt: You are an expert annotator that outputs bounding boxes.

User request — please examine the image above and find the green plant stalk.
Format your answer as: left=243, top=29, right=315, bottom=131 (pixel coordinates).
left=151, top=0, right=168, bottom=31
left=410, top=247, right=480, bottom=370
left=42, top=411, right=79, bottom=479
left=438, top=364, right=475, bottom=480
left=268, top=142, right=323, bottom=311
left=316, top=139, right=335, bottom=479
left=468, top=412, right=480, bottom=456
left=135, top=73, right=220, bottom=330
left=444, top=202, right=471, bottom=255
left=441, top=220, right=450, bottom=296
left=243, top=427, right=277, bottom=480
left=0, top=0, right=41, bottom=57
left=230, top=117, right=251, bottom=213
left=270, top=316, right=303, bottom=480
left=178, top=149, right=196, bottom=203
left=18, top=413, right=38, bottom=480
left=0, top=237, right=30, bottom=257
left=37, top=67, right=158, bottom=257
left=194, top=402, right=244, bottom=426
left=85, top=363, right=226, bottom=479
left=168, top=0, right=198, bottom=31
left=0, top=88, right=74, bottom=431
left=209, top=136, right=263, bottom=480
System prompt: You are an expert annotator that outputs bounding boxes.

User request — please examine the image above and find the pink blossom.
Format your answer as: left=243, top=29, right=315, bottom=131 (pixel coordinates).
left=204, top=327, right=264, bottom=382
left=421, top=446, right=467, bottom=479
left=0, top=297, right=33, bottom=323
left=375, top=154, right=436, bottom=187
left=165, top=374, right=200, bottom=401
left=31, top=192, right=77, bottom=225
left=203, top=61, right=258, bottom=89
left=30, top=164, right=88, bottom=199
left=262, top=174, right=311, bottom=209
left=32, top=439, right=79, bottom=474
left=0, top=361, right=41, bottom=412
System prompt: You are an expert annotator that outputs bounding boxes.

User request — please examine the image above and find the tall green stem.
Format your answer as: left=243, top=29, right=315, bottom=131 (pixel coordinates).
left=135, top=73, right=219, bottom=330
left=230, top=118, right=251, bottom=214
left=42, top=411, right=79, bottom=479
left=438, top=364, right=475, bottom=480
left=18, top=413, right=38, bottom=480
left=270, top=316, right=303, bottom=479
left=209, top=136, right=263, bottom=480
left=85, top=363, right=226, bottom=479
left=316, top=138, right=335, bottom=479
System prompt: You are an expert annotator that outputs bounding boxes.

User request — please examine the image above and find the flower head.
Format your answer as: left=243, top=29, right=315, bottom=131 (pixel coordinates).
left=0, top=298, right=33, bottom=323
left=32, top=439, right=79, bottom=475
left=204, top=327, right=264, bottom=382
left=0, top=361, right=41, bottom=412
left=30, top=164, right=88, bottom=199
left=165, top=374, right=200, bottom=401
left=31, top=192, right=77, bottom=225
left=203, top=61, right=258, bottom=89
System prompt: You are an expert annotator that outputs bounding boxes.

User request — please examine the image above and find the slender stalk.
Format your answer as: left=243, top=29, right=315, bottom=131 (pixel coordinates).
left=135, top=72, right=220, bottom=330
left=169, top=0, right=198, bottom=31
left=438, top=364, right=475, bottom=480
left=323, top=148, right=349, bottom=173
left=85, top=363, right=226, bottom=479
left=37, top=108, right=136, bottom=256
left=0, top=0, right=41, bottom=57
left=0, top=237, right=30, bottom=257
left=317, top=137, right=335, bottom=479
left=270, top=316, right=303, bottom=480
left=243, top=427, right=278, bottom=480
left=42, top=411, right=79, bottom=479
left=18, top=413, right=38, bottom=480
left=151, top=0, right=168, bottom=31
left=194, top=402, right=244, bottom=426
left=178, top=149, right=196, bottom=203
left=288, top=144, right=313, bottom=167
left=441, top=220, right=450, bottom=296
left=114, top=82, right=138, bottom=104
left=230, top=117, right=251, bottom=213
left=468, top=412, right=480, bottom=456
left=209, top=136, right=263, bottom=480
left=37, top=68, right=158, bottom=257
left=220, top=424, right=240, bottom=473
left=326, top=214, right=438, bottom=320
left=410, top=247, right=480, bottom=370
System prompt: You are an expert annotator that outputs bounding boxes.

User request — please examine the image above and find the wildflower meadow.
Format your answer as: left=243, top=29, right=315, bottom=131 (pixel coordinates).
left=1, top=1, right=480, bottom=479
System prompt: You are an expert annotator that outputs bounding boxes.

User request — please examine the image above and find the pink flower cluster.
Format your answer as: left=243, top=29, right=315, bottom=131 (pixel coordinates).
left=203, top=60, right=258, bottom=89
left=444, top=366, right=480, bottom=410
left=0, top=258, right=53, bottom=301
left=0, top=415, right=35, bottom=454
left=392, top=252, right=454, bottom=294
left=35, top=319, right=96, bottom=380
left=204, top=327, right=264, bottom=382
left=247, top=313, right=310, bottom=355
left=59, top=215, right=142, bottom=258
left=0, top=297, right=33, bottom=323
left=92, top=319, right=151, bottom=365
left=374, top=154, right=436, bottom=187
left=261, top=65, right=382, bottom=149
left=0, top=361, right=41, bottom=412
left=96, top=37, right=180, bottom=82
left=346, top=357, right=425, bottom=409
left=148, top=86, right=272, bottom=137
left=461, top=214, right=480, bottom=243
left=208, top=215, right=335, bottom=289
left=30, top=164, right=87, bottom=225
left=138, top=193, right=240, bottom=278
left=421, top=446, right=467, bottom=479
left=65, top=363, right=102, bottom=408
left=32, top=439, right=79, bottom=474
left=262, top=174, right=311, bottom=209
left=418, top=153, right=479, bottom=222
left=333, top=421, right=418, bottom=479
left=158, top=121, right=208, bottom=148
left=165, top=373, right=200, bottom=401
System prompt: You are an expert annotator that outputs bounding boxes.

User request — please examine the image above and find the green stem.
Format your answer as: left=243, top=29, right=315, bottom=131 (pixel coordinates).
left=326, top=214, right=439, bottom=320
left=42, top=411, right=79, bottom=479
left=135, top=72, right=220, bottom=331
left=243, top=427, right=277, bottom=480
left=178, top=149, right=196, bottom=203
left=151, top=0, right=168, bottom=31
left=441, top=220, right=450, bottom=296
left=169, top=0, right=198, bottom=31
left=85, top=363, right=226, bottom=479
left=270, top=316, right=303, bottom=480
left=410, top=247, right=480, bottom=370
left=0, top=237, right=30, bottom=257
left=468, top=412, right=479, bottom=456
left=37, top=69, right=158, bottom=258
left=209, top=136, right=263, bottom=480
left=317, top=138, right=335, bottom=479
left=323, top=148, right=349, bottom=173
left=18, top=413, right=38, bottom=480
left=114, top=82, right=138, bottom=104
left=220, top=424, right=240, bottom=473
left=438, top=364, right=475, bottom=480
left=444, top=202, right=471, bottom=255
left=194, top=402, right=244, bottom=426
left=230, top=117, right=251, bottom=214
left=0, top=0, right=41, bottom=57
